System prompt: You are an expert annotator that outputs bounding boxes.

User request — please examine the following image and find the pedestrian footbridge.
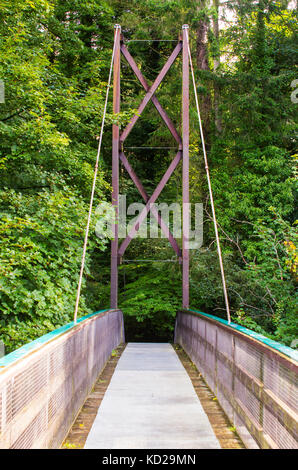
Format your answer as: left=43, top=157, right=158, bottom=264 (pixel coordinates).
left=0, top=309, right=297, bottom=449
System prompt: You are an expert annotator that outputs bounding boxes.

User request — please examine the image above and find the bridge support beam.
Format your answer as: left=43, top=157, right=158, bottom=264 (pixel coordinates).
left=110, top=25, right=121, bottom=309
left=110, top=25, right=190, bottom=310
left=182, top=25, right=190, bottom=309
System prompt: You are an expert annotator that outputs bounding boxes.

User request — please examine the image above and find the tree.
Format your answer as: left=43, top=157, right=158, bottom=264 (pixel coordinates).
left=0, top=0, right=116, bottom=352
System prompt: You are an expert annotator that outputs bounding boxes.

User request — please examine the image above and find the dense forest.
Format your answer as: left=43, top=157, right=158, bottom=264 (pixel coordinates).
left=0, top=0, right=297, bottom=353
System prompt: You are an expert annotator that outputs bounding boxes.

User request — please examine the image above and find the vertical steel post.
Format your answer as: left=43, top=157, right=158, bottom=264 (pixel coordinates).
left=182, top=25, right=190, bottom=309
left=110, top=25, right=121, bottom=308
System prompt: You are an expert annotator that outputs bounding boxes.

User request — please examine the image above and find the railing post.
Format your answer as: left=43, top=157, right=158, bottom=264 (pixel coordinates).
left=182, top=25, right=190, bottom=309
left=215, top=327, right=218, bottom=395
left=260, top=351, right=264, bottom=431
left=232, top=335, right=235, bottom=422
left=110, top=25, right=121, bottom=309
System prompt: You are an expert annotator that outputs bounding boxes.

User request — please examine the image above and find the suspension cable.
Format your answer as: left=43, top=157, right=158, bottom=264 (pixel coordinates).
left=184, top=26, right=231, bottom=324
left=73, top=25, right=121, bottom=324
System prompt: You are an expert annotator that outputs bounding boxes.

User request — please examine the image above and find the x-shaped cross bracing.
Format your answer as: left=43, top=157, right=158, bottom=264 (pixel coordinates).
left=119, top=151, right=182, bottom=256
left=120, top=43, right=182, bottom=147
left=118, top=41, right=183, bottom=257
left=111, top=26, right=189, bottom=310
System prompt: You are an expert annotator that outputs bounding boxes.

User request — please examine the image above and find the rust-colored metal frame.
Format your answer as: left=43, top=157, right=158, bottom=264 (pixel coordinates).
left=110, top=25, right=190, bottom=309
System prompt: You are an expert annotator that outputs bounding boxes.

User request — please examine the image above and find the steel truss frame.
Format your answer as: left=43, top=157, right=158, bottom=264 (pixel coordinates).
left=111, top=25, right=190, bottom=309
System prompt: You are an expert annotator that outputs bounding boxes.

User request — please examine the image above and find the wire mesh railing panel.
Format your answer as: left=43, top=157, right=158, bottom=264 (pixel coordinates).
left=263, top=405, right=297, bottom=449
left=235, top=338, right=262, bottom=381
left=217, top=359, right=232, bottom=392
left=0, top=380, right=12, bottom=437
left=234, top=412, right=260, bottom=449
left=197, top=317, right=206, bottom=340
left=48, top=378, right=72, bottom=424
left=49, top=340, right=71, bottom=378
left=264, top=355, right=298, bottom=411
left=234, top=376, right=261, bottom=424
left=0, top=309, right=124, bottom=449
left=205, top=346, right=216, bottom=391
left=194, top=337, right=205, bottom=369
left=12, top=357, right=48, bottom=420
left=11, top=406, right=47, bottom=449
left=217, top=383, right=234, bottom=422
left=217, top=328, right=233, bottom=359
left=206, top=323, right=216, bottom=347
left=175, top=309, right=298, bottom=449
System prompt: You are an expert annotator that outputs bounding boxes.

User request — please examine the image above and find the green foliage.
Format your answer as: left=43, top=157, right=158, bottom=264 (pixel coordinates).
left=190, top=208, right=297, bottom=346
left=0, top=0, right=117, bottom=352
left=119, top=264, right=181, bottom=341
left=0, top=0, right=296, bottom=351
left=243, top=208, right=298, bottom=346
left=0, top=185, right=111, bottom=352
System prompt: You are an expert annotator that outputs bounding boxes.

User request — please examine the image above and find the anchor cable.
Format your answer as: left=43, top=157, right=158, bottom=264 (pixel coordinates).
left=184, top=26, right=231, bottom=324
left=73, top=25, right=121, bottom=324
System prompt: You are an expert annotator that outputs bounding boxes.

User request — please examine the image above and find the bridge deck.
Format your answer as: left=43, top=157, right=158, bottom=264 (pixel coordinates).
left=84, top=343, right=221, bottom=449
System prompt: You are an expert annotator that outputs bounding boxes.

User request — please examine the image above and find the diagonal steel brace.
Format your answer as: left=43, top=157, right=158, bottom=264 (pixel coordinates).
left=120, top=44, right=182, bottom=147
left=118, top=151, right=182, bottom=257
left=120, top=42, right=182, bottom=144
left=119, top=151, right=182, bottom=257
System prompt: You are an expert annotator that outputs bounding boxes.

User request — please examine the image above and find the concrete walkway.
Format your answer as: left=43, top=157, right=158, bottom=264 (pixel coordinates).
left=84, top=343, right=221, bottom=449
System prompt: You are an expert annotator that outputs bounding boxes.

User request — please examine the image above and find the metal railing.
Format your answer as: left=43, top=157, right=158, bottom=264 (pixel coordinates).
left=0, top=309, right=124, bottom=449
left=175, top=309, right=298, bottom=449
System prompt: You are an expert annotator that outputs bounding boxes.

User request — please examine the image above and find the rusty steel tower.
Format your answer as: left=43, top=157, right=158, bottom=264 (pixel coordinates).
left=110, top=25, right=190, bottom=310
